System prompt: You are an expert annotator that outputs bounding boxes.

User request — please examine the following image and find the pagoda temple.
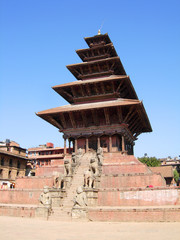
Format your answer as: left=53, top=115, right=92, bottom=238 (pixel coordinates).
left=37, top=32, right=152, bottom=155
left=1, top=33, right=180, bottom=223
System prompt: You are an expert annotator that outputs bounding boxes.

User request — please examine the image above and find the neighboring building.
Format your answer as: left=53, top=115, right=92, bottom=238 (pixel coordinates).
left=36, top=33, right=152, bottom=155
left=150, top=166, right=174, bottom=186
left=0, top=140, right=27, bottom=188
left=28, top=142, right=72, bottom=176
left=160, top=157, right=180, bottom=175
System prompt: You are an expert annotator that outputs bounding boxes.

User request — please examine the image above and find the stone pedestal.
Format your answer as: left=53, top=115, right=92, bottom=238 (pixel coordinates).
left=85, top=188, right=98, bottom=206
left=49, top=188, right=66, bottom=207
left=65, top=175, right=73, bottom=188
left=71, top=163, right=78, bottom=173
left=71, top=207, right=87, bottom=219
left=35, top=206, right=51, bottom=219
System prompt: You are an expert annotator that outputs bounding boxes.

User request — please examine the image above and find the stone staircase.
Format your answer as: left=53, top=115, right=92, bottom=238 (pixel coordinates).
left=49, top=151, right=94, bottom=221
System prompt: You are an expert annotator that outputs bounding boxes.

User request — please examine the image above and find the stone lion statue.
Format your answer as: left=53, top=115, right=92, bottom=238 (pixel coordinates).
left=84, top=169, right=94, bottom=188
left=53, top=172, right=64, bottom=189
left=89, top=158, right=99, bottom=177
left=97, top=147, right=103, bottom=165
left=64, top=159, right=72, bottom=176
left=84, top=158, right=99, bottom=188
left=71, top=153, right=76, bottom=164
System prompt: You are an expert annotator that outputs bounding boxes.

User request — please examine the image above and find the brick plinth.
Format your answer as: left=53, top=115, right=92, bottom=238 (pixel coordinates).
left=0, top=189, right=41, bottom=204
left=0, top=204, right=36, bottom=218
left=88, top=206, right=180, bottom=222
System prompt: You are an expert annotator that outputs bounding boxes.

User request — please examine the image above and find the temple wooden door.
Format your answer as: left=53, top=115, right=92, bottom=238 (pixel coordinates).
left=88, top=136, right=97, bottom=151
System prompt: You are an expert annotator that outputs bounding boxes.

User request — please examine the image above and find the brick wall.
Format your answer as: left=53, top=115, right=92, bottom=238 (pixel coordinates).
left=103, top=153, right=140, bottom=164
left=51, top=159, right=64, bottom=166
left=35, top=166, right=64, bottom=176
left=100, top=173, right=166, bottom=188
left=102, top=164, right=150, bottom=174
left=0, top=205, right=36, bottom=218
left=98, top=188, right=180, bottom=206
left=0, top=189, right=41, bottom=204
left=15, top=176, right=54, bottom=189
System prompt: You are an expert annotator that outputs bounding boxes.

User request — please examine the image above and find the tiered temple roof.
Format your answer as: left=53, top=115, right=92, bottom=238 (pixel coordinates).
left=37, top=33, right=152, bottom=152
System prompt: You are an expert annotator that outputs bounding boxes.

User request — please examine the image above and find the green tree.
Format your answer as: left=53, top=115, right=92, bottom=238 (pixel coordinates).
left=138, top=157, right=161, bottom=167
left=173, top=169, right=179, bottom=183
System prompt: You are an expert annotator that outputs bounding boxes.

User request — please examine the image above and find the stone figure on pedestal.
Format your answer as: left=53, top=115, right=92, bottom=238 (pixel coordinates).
left=64, top=160, right=72, bottom=176
left=73, top=186, right=87, bottom=207
left=84, top=158, right=99, bottom=188
left=39, top=186, right=52, bottom=208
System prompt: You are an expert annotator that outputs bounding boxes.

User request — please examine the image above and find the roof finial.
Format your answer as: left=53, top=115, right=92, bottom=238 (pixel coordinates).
left=98, top=29, right=101, bottom=35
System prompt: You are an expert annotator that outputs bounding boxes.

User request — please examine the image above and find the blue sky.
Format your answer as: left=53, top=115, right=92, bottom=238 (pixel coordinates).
left=0, top=0, right=180, bottom=158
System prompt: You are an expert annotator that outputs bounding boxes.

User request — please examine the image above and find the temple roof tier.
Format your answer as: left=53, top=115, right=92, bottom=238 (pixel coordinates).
left=36, top=99, right=152, bottom=138
left=52, top=75, right=138, bottom=104
left=66, top=56, right=126, bottom=80
left=84, top=33, right=111, bottom=48
left=76, top=43, right=117, bottom=62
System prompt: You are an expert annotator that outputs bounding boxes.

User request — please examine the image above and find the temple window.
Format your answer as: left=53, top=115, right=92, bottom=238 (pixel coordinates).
left=17, top=161, right=20, bottom=169
left=9, top=159, right=13, bottom=167
left=1, top=157, right=4, bottom=166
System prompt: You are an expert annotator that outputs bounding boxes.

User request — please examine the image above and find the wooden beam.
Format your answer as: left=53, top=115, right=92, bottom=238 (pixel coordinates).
left=73, top=67, right=81, bottom=75
left=104, top=108, right=110, bottom=125
left=100, top=82, right=106, bottom=94
left=131, top=122, right=141, bottom=134
left=117, top=106, right=123, bottom=123
left=46, top=116, right=63, bottom=130
left=123, top=106, right=134, bottom=123
left=97, top=63, right=101, bottom=72
left=128, top=114, right=139, bottom=127
left=120, top=88, right=129, bottom=98
left=60, top=89, right=73, bottom=100
left=94, top=83, right=99, bottom=95
left=59, top=113, right=67, bottom=128
left=81, top=111, right=88, bottom=127
left=116, top=80, right=124, bottom=92
left=79, top=66, right=83, bottom=75
left=88, top=65, right=92, bottom=73
left=111, top=81, right=115, bottom=93
left=71, top=86, right=77, bottom=98
left=80, top=85, right=85, bottom=97
left=86, top=84, right=91, bottom=96
left=110, top=61, right=115, bottom=70
left=91, top=109, right=99, bottom=126
left=133, top=125, right=143, bottom=134
left=129, top=116, right=140, bottom=132
left=69, top=112, right=76, bottom=128
left=126, top=111, right=137, bottom=125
